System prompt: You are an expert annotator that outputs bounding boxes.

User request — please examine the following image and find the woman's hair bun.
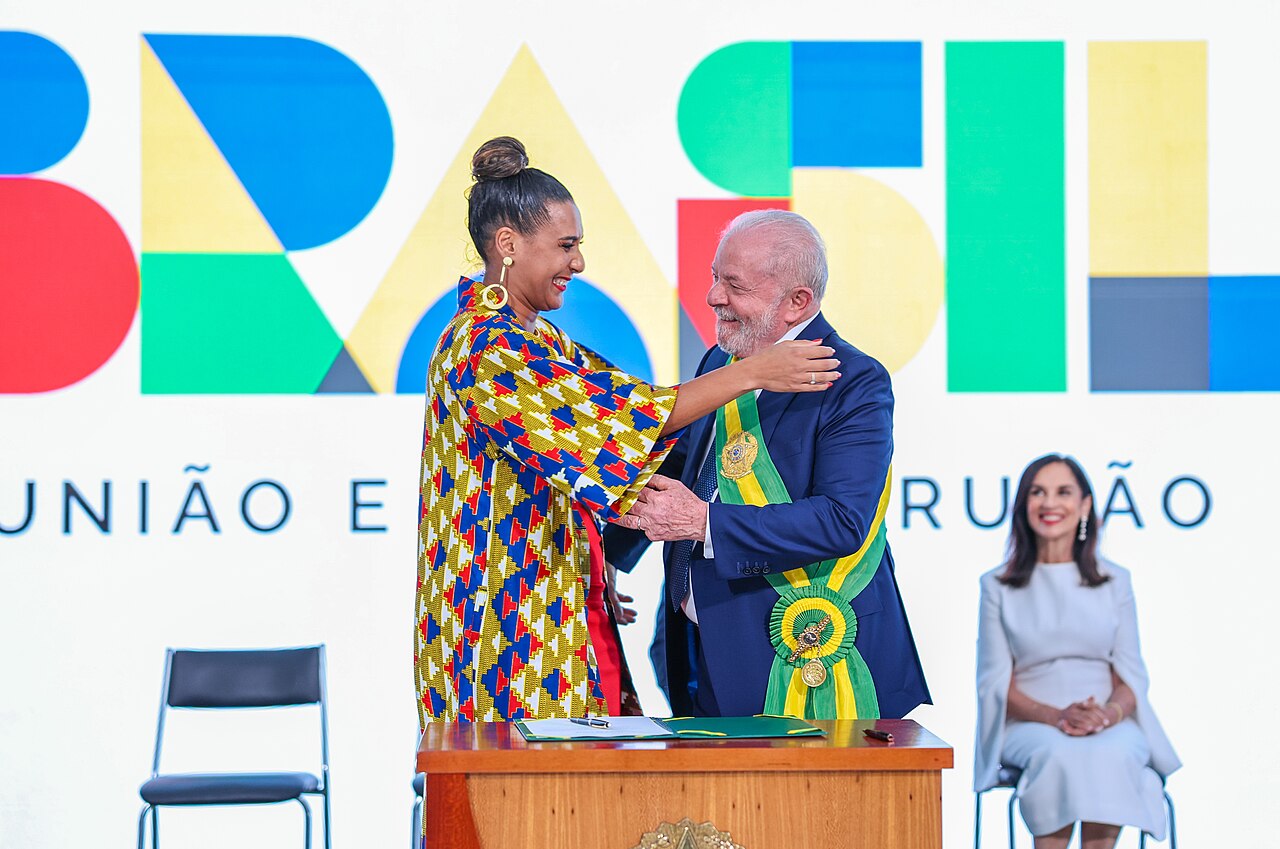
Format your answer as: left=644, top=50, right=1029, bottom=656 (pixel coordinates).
left=471, top=136, right=529, bottom=182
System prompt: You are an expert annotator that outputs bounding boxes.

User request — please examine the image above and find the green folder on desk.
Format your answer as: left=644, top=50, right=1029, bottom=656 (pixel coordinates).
left=665, top=715, right=825, bottom=739
left=514, top=714, right=824, bottom=742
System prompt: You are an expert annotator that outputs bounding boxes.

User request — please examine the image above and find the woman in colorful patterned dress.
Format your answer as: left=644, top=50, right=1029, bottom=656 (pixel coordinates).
left=415, top=137, right=841, bottom=723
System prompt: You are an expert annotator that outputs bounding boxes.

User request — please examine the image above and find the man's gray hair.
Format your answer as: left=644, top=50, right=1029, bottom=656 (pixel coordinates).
left=720, top=209, right=828, bottom=302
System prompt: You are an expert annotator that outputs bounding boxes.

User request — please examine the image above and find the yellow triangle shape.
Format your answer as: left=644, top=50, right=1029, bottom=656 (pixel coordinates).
left=345, top=45, right=676, bottom=392
left=141, top=39, right=282, bottom=253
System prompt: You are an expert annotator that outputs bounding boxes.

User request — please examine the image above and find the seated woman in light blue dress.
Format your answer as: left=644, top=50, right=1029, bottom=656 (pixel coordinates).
left=975, top=454, right=1180, bottom=849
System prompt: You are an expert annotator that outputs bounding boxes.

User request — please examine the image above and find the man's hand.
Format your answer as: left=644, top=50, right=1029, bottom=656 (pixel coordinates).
left=605, top=561, right=637, bottom=625
left=614, top=475, right=709, bottom=542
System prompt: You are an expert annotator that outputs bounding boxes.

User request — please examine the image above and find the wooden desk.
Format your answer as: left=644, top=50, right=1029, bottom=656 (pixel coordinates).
left=417, top=719, right=952, bottom=849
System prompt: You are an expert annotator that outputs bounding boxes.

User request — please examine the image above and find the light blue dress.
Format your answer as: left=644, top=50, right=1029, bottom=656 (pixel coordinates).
left=974, top=560, right=1180, bottom=838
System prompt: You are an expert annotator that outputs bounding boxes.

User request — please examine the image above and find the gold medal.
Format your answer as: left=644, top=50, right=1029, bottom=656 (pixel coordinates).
left=719, top=431, right=758, bottom=480
left=801, top=659, right=828, bottom=688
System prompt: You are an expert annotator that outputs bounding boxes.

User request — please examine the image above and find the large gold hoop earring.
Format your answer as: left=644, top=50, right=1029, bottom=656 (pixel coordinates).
left=481, top=283, right=508, bottom=310
left=483, top=256, right=512, bottom=310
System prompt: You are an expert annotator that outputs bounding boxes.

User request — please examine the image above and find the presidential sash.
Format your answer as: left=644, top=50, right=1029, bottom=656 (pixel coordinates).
left=715, top=391, right=891, bottom=719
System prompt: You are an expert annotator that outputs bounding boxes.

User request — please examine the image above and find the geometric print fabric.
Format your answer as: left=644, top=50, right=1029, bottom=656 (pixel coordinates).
left=416, top=278, right=677, bottom=723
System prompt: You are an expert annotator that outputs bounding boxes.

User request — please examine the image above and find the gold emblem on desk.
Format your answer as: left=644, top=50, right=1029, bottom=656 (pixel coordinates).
left=719, top=431, right=758, bottom=480
left=633, top=817, right=744, bottom=849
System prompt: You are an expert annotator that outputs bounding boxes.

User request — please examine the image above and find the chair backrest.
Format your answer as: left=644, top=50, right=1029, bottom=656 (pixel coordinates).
left=151, top=645, right=328, bottom=777
left=166, top=647, right=323, bottom=708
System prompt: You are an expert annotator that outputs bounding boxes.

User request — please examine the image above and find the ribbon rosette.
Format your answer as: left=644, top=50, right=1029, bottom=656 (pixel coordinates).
left=769, top=583, right=858, bottom=669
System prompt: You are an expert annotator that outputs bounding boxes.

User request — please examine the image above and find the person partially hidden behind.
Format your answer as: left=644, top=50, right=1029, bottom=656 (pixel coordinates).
left=975, top=454, right=1180, bottom=848
left=607, top=210, right=929, bottom=719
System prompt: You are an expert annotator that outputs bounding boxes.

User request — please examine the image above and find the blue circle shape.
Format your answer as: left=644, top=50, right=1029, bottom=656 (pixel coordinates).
left=143, top=34, right=394, bottom=251
left=396, top=275, right=655, bottom=395
left=0, top=32, right=90, bottom=174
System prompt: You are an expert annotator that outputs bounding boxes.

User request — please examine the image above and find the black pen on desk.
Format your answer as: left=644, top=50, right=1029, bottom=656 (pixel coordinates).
left=570, top=717, right=610, bottom=728
left=863, top=728, right=894, bottom=743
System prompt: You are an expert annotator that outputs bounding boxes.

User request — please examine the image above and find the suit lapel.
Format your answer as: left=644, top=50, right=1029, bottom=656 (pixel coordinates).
left=683, top=416, right=715, bottom=484
left=756, top=312, right=835, bottom=444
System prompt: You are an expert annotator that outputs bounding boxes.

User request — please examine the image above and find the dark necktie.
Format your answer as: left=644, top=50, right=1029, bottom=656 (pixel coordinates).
left=668, top=439, right=719, bottom=611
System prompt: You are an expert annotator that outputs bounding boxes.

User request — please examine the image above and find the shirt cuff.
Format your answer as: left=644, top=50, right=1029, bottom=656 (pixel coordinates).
left=703, top=505, right=714, bottom=558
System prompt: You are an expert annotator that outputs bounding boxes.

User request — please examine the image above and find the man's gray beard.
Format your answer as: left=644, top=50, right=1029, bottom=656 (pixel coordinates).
left=715, top=299, right=785, bottom=358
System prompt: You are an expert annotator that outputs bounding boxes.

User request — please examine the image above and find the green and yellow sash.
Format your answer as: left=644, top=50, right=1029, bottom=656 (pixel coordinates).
left=715, top=391, right=891, bottom=719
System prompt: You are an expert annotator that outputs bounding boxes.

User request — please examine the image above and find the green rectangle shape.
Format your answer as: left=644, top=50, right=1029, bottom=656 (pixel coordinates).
left=141, top=252, right=342, bottom=394
left=946, top=42, right=1065, bottom=392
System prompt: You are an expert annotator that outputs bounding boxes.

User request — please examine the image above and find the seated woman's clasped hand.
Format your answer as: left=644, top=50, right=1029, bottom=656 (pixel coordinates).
left=1056, top=695, right=1122, bottom=736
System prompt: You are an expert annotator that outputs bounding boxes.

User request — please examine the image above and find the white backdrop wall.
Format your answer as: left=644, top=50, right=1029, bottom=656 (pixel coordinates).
left=1, top=1, right=1275, bottom=847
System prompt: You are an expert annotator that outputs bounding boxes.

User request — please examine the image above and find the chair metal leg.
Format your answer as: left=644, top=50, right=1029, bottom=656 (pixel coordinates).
left=137, top=805, right=151, bottom=849
left=297, top=796, right=313, bottom=849
left=413, top=795, right=424, bottom=849
left=151, top=805, right=159, bottom=849
left=322, top=790, right=332, bottom=849
left=1141, top=790, right=1178, bottom=848
left=1006, top=791, right=1017, bottom=849
left=973, top=792, right=983, bottom=849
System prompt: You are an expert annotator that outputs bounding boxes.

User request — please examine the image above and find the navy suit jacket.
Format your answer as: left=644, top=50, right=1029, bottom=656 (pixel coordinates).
left=606, top=312, right=930, bottom=718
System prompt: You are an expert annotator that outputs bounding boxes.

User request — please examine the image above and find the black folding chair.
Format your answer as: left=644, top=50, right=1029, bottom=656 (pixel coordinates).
left=1140, top=779, right=1179, bottom=848
left=974, top=765, right=1178, bottom=848
left=973, top=764, right=1023, bottom=849
left=137, top=646, right=331, bottom=849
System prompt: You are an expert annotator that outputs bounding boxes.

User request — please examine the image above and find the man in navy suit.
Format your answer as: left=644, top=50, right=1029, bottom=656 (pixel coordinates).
left=607, top=210, right=929, bottom=718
